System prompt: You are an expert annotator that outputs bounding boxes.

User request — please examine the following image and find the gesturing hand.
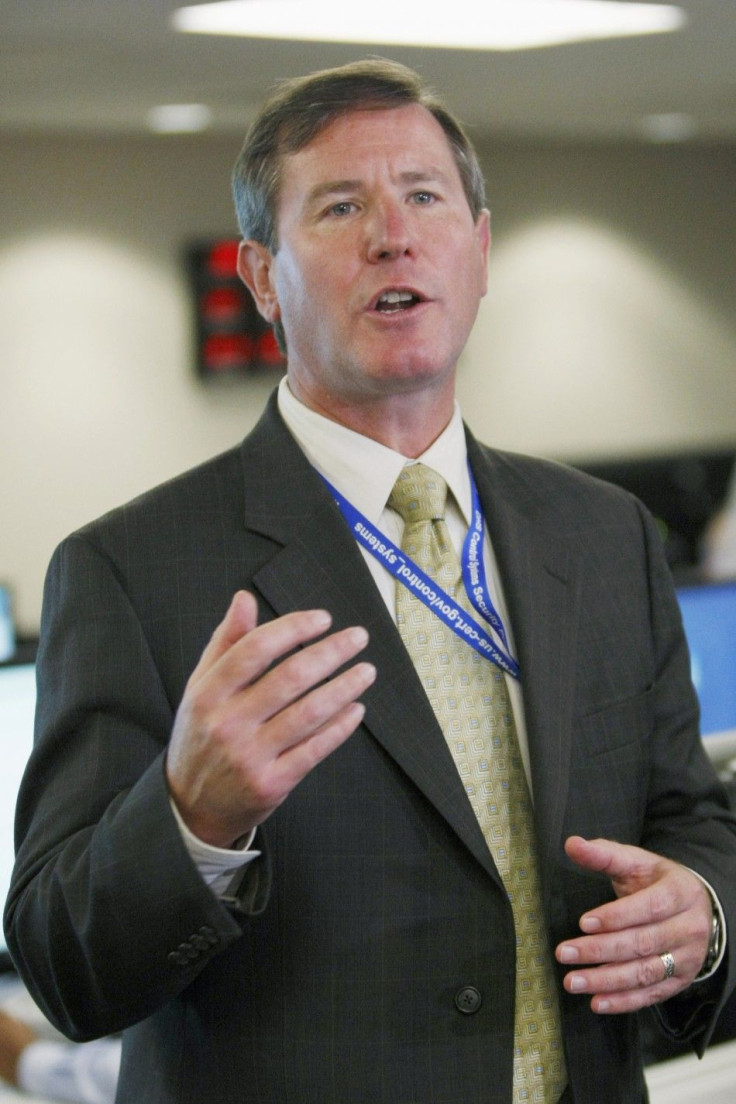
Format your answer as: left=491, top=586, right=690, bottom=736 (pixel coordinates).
left=556, top=835, right=714, bottom=1014
left=166, top=590, right=376, bottom=848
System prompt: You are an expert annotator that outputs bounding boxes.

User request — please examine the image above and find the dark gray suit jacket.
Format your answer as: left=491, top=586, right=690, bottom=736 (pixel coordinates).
left=6, top=392, right=736, bottom=1103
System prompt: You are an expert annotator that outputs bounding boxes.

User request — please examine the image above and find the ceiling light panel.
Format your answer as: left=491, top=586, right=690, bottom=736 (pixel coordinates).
left=147, top=103, right=212, bottom=133
left=172, top=0, right=687, bottom=51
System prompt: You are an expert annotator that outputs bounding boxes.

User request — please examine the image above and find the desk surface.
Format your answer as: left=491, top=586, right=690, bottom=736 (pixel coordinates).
left=646, top=1037, right=736, bottom=1104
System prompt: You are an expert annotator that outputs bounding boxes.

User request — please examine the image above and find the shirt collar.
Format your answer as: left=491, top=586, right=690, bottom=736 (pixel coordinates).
left=277, top=377, right=471, bottom=526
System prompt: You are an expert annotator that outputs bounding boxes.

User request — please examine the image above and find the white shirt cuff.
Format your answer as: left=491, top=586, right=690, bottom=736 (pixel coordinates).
left=687, top=868, right=727, bottom=981
left=169, top=798, right=261, bottom=896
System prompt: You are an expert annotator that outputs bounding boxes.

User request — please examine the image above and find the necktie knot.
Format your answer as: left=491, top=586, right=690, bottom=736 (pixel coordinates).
left=388, top=464, right=447, bottom=525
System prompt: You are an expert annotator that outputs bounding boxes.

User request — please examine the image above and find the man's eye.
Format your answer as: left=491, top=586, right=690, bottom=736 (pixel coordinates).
left=328, top=201, right=355, bottom=217
left=411, top=191, right=435, bottom=205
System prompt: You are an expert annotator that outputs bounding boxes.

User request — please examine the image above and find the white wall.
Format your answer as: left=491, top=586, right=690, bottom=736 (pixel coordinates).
left=1, top=134, right=735, bottom=632
left=460, top=142, right=736, bottom=457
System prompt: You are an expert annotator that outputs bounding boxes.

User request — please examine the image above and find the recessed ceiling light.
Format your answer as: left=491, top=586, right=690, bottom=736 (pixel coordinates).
left=639, top=113, right=697, bottom=142
left=172, top=0, right=687, bottom=51
left=147, top=103, right=213, bottom=133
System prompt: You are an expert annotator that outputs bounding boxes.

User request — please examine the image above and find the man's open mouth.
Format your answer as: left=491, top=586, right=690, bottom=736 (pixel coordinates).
left=374, top=290, right=423, bottom=313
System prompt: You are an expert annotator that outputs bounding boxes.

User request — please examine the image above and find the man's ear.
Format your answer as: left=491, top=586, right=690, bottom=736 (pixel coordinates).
left=237, top=240, right=281, bottom=324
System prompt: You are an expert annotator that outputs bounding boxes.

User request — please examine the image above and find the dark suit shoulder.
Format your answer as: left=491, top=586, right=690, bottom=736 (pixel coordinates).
left=39, top=438, right=262, bottom=705
left=65, top=392, right=293, bottom=566
left=71, top=443, right=245, bottom=552
left=468, top=434, right=644, bottom=532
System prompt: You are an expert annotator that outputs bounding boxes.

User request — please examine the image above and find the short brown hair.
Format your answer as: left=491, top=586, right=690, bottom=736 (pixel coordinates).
left=231, top=58, right=486, bottom=253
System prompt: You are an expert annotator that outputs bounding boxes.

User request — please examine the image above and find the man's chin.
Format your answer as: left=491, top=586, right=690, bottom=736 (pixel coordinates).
left=360, top=354, right=456, bottom=393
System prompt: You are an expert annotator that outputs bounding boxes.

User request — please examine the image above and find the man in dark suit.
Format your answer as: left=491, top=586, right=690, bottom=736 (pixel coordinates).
left=6, top=60, right=736, bottom=1103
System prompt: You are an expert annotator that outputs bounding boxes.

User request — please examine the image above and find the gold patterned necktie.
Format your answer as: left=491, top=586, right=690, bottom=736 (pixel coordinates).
left=388, top=464, right=567, bottom=1104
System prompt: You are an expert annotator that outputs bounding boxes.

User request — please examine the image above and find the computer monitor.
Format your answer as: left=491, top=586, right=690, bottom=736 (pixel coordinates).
left=0, top=646, right=37, bottom=970
left=676, top=580, right=736, bottom=768
left=0, top=583, right=14, bottom=662
left=576, top=450, right=735, bottom=572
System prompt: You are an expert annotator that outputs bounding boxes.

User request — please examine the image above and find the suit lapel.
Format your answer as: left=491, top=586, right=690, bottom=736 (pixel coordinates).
left=238, top=396, right=500, bottom=883
left=467, top=433, right=581, bottom=881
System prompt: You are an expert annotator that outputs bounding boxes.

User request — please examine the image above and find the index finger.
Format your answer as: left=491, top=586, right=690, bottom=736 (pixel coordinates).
left=565, top=839, right=697, bottom=934
left=564, top=835, right=660, bottom=884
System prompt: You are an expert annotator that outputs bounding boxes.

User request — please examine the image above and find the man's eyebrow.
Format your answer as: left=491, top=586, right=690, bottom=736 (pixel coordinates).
left=304, top=168, right=453, bottom=207
left=304, top=179, right=363, bottom=207
left=397, top=168, right=452, bottom=186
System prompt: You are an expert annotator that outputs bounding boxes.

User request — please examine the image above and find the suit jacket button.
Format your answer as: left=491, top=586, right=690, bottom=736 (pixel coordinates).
left=454, top=986, right=482, bottom=1014
left=174, top=940, right=198, bottom=962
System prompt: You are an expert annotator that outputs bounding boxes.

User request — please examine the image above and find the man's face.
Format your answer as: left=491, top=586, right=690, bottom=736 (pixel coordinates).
left=240, top=104, right=490, bottom=419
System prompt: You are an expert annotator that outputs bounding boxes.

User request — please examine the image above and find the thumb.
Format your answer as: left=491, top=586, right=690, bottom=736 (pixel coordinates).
left=565, top=835, right=659, bottom=891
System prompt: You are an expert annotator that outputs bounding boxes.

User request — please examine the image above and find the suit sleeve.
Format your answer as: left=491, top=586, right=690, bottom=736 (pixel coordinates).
left=4, top=533, right=269, bottom=1041
left=634, top=499, right=736, bottom=1048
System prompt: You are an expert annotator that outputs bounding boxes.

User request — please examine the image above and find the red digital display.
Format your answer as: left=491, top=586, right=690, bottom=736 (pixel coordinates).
left=186, top=239, right=286, bottom=378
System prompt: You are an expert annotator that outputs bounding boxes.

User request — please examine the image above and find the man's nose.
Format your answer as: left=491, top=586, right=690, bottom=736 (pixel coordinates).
left=365, top=200, right=413, bottom=262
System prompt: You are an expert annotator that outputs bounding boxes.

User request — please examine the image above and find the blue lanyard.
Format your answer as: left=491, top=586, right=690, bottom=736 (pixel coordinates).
left=462, top=471, right=512, bottom=654
left=320, top=467, right=520, bottom=681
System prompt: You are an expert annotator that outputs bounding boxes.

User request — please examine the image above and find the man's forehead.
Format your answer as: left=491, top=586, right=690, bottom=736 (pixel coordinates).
left=279, top=104, right=460, bottom=187
left=296, top=103, right=450, bottom=156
